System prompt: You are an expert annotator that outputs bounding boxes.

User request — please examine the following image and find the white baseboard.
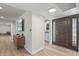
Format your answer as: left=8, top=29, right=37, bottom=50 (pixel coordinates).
left=31, top=47, right=44, bottom=55
left=24, top=45, right=44, bottom=55
left=24, top=45, right=32, bottom=55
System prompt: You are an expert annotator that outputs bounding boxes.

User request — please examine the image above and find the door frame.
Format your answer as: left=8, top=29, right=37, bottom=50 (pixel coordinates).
left=52, top=14, right=78, bottom=51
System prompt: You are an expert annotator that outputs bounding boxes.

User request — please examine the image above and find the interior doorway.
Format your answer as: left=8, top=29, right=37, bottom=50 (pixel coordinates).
left=44, top=20, right=50, bottom=44
left=0, top=23, right=11, bottom=36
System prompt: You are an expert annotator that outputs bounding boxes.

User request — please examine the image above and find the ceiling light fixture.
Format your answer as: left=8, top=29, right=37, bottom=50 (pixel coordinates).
left=0, top=7, right=3, bottom=10
left=48, top=8, right=56, bottom=13
left=0, top=16, right=4, bottom=19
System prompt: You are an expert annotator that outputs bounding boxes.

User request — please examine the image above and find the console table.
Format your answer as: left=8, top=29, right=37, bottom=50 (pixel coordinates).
left=13, top=35, right=25, bottom=49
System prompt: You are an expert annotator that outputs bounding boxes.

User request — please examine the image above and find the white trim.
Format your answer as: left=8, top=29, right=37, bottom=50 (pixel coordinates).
left=24, top=45, right=44, bottom=55
left=24, top=45, right=32, bottom=55
left=31, top=47, right=44, bottom=55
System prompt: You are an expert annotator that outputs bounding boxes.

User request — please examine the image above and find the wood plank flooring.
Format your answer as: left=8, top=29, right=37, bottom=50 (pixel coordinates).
left=34, top=43, right=79, bottom=56
left=0, top=36, right=30, bottom=56
left=0, top=36, right=79, bottom=56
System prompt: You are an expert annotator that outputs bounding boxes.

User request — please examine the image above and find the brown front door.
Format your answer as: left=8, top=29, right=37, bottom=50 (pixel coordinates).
left=55, top=17, right=72, bottom=48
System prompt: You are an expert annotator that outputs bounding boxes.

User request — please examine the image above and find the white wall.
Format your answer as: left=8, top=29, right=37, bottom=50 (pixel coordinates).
left=16, top=11, right=45, bottom=55
left=12, top=22, right=16, bottom=35
left=32, top=13, right=44, bottom=54
left=49, top=20, right=52, bottom=44
left=0, top=24, right=11, bottom=33
left=21, top=11, right=32, bottom=54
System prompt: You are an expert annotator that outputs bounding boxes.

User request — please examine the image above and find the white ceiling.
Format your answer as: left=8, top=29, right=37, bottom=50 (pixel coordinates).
left=6, top=3, right=79, bottom=20
left=0, top=3, right=25, bottom=23
left=0, top=3, right=79, bottom=22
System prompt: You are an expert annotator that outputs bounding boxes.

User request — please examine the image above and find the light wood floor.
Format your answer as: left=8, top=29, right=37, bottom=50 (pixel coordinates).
left=34, top=43, right=79, bottom=56
left=0, top=36, right=30, bottom=56
left=0, top=36, right=79, bottom=56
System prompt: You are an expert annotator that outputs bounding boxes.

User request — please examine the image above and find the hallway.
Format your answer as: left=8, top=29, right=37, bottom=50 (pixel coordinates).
left=0, top=36, right=78, bottom=56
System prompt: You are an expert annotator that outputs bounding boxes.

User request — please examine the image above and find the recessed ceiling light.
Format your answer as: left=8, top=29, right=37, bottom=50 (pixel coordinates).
left=0, top=16, right=4, bottom=19
left=0, top=7, right=3, bottom=10
left=48, top=8, right=56, bottom=13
